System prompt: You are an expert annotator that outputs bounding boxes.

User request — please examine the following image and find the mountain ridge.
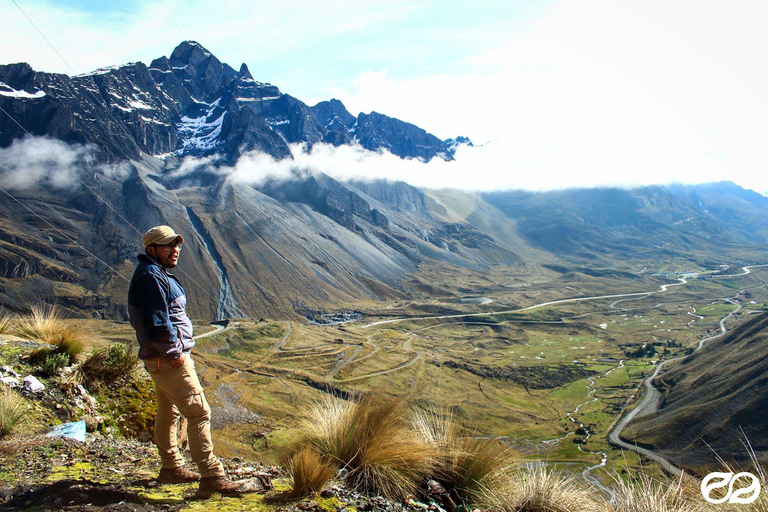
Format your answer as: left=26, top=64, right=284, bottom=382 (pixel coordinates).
left=2, top=42, right=768, bottom=322
left=0, top=41, right=468, bottom=165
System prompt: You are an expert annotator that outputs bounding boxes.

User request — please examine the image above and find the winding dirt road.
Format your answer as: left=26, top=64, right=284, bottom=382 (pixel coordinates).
left=606, top=264, right=768, bottom=475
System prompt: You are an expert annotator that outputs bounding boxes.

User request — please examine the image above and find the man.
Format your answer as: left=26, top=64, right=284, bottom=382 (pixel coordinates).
left=128, top=225, right=241, bottom=498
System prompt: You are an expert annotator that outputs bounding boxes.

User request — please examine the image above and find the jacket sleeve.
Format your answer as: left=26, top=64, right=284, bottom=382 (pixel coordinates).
left=134, top=271, right=183, bottom=361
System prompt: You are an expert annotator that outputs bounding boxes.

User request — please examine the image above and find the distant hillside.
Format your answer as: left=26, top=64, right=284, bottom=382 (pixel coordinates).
left=481, top=184, right=768, bottom=263
left=623, top=310, right=768, bottom=471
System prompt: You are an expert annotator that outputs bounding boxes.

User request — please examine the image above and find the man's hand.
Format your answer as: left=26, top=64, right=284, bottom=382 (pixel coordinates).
left=170, top=354, right=185, bottom=369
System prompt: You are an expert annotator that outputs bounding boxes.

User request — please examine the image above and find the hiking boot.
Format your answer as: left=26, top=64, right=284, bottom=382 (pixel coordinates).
left=197, top=476, right=244, bottom=498
left=157, top=466, right=201, bottom=484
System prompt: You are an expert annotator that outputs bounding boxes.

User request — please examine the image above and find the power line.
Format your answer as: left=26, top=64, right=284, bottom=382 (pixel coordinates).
left=0, top=169, right=130, bottom=283
left=159, top=0, right=187, bottom=42
left=11, top=0, right=78, bottom=75
left=0, top=104, right=143, bottom=237
left=0, top=106, right=221, bottom=305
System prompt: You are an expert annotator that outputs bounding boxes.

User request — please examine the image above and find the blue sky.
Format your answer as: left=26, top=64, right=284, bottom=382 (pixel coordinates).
left=3, top=0, right=768, bottom=193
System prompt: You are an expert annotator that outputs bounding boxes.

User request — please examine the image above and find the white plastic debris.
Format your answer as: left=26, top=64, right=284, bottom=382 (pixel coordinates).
left=22, top=375, right=45, bottom=394
left=46, top=421, right=87, bottom=442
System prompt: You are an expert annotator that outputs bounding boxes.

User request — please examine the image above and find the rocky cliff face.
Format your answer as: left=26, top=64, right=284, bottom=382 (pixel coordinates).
left=0, top=41, right=464, bottom=165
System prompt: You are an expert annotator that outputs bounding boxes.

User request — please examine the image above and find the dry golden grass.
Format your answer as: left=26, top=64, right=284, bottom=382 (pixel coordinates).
left=0, top=311, right=14, bottom=334
left=478, top=465, right=604, bottom=512
left=288, top=393, right=436, bottom=500
left=0, top=386, right=27, bottom=437
left=609, top=470, right=707, bottom=512
left=286, top=445, right=337, bottom=498
left=16, top=304, right=85, bottom=363
left=412, top=407, right=515, bottom=506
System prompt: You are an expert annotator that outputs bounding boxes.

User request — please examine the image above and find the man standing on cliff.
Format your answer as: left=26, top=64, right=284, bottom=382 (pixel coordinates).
left=128, top=225, right=241, bottom=498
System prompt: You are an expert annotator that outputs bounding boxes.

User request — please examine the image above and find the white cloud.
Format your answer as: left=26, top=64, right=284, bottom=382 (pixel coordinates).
left=212, top=140, right=736, bottom=193
left=168, top=154, right=222, bottom=178
left=226, top=150, right=296, bottom=186
left=0, top=136, right=96, bottom=191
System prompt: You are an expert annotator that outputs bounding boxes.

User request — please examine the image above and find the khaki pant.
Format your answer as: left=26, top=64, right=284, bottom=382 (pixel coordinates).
left=144, top=355, right=225, bottom=478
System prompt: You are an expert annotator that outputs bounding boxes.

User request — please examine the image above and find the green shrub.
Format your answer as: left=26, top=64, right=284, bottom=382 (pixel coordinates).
left=39, top=352, right=70, bottom=377
left=73, top=342, right=139, bottom=391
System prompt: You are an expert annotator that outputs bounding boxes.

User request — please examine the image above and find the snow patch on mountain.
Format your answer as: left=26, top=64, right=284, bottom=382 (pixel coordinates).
left=0, top=82, right=45, bottom=99
left=175, top=98, right=226, bottom=154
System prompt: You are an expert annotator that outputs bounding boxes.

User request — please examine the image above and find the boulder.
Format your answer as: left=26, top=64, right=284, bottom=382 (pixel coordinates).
left=22, top=375, right=45, bottom=394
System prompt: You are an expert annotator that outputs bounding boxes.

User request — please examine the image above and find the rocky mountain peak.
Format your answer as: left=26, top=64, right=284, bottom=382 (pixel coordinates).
left=0, top=62, right=36, bottom=90
left=169, top=40, right=213, bottom=67
left=1, top=41, right=465, bottom=164
left=239, top=63, right=254, bottom=81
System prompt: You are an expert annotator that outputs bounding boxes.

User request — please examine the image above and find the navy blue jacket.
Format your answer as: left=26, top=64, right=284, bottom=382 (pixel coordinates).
left=128, top=254, right=195, bottom=361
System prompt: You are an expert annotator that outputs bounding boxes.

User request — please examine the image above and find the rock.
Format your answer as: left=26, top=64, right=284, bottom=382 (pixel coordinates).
left=0, top=376, right=19, bottom=387
left=22, top=375, right=45, bottom=394
left=233, top=473, right=273, bottom=493
left=1, top=365, right=19, bottom=378
left=82, top=415, right=102, bottom=433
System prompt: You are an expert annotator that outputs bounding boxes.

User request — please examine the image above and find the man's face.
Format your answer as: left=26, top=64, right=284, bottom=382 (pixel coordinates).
left=146, top=243, right=181, bottom=268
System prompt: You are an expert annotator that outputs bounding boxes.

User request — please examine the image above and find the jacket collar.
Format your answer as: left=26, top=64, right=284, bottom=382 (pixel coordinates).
left=137, top=253, right=174, bottom=275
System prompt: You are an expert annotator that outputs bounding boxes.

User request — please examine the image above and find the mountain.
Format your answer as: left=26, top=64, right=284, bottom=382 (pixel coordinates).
left=1, top=41, right=768, bottom=322
left=311, top=100, right=457, bottom=161
left=622, top=310, right=768, bottom=471
left=0, top=41, right=465, bottom=165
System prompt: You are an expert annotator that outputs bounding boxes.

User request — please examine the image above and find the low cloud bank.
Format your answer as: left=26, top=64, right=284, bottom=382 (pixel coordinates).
left=1, top=136, right=759, bottom=195
left=0, top=136, right=131, bottom=191
left=219, top=141, right=747, bottom=193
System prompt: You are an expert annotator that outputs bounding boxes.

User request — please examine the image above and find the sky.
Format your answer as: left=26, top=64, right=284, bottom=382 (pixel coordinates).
left=2, top=0, right=768, bottom=193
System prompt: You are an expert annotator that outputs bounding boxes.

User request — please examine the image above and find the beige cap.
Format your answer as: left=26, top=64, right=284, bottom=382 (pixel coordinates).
left=142, top=225, right=184, bottom=247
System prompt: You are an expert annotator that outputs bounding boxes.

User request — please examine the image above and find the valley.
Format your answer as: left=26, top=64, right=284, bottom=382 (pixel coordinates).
left=91, top=259, right=768, bottom=485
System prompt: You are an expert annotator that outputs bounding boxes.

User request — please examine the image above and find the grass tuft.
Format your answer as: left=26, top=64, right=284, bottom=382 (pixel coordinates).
left=286, top=445, right=337, bottom=498
left=0, top=386, right=27, bottom=437
left=16, top=304, right=85, bottom=363
left=478, top=464, right=603, bottom=512
left=609, top=470, right=705, bottom=512
left=441, top=436, right=512, bottom=505
left=0, top=311, right=14, bottom=334
left=288, top=393, right=436, bottom=500
left=412, top=407, right=514, bottom=505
